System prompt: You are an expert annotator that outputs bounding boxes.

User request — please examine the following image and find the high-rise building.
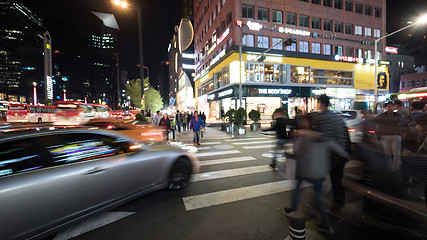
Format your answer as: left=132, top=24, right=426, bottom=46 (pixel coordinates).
left=0, top=0, right=44, bottom=103
left=193, top=0, right=388, bottom=120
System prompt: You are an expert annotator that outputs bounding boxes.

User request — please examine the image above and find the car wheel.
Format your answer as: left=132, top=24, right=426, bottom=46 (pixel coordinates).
left=38, top=118, right=42, bottom=124
left=168, top=157, right=191, bottom=190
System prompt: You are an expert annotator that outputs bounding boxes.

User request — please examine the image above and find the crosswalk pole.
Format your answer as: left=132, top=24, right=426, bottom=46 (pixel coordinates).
left=289, top=212, right=305, bottom=240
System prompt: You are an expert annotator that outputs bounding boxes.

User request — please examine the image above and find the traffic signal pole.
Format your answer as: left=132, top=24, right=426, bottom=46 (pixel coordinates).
left=257, top=37, right=296, bottom=62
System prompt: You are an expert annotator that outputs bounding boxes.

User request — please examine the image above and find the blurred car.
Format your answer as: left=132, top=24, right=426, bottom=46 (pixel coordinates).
left=85, top=118, right=164, bottom=141
left=111, top=110, right=124, bottom=119
left=334, top=109, right=365, bottom=143
left=0, top=128, right=199, bottom=239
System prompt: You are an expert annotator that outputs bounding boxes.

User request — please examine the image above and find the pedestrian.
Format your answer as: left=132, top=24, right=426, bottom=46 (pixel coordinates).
left=189, top=111, right=205, bottom=146
left=375, top=101, right=402, bottom=171
left=159, top=113, right=171, bottom=140
left=187, top=111, right=192, bottom=130
left=176, top=110, right=182, bottom=132
left=182, top=112, right=188, bottom=131
left=220, top=107, right=225, bottom=121
left=310, top=94, right=350, bottom=217
left=200, top=112, right=207, bottom=137
left=394, top=100, right=409, bottom=117
left=153, top=110, right=162, bottom=126
left=284, top=114, right=349, bottom=235
left=262, top=110, right=293, bottom=169
left=400, top=101, right=425, bottom=153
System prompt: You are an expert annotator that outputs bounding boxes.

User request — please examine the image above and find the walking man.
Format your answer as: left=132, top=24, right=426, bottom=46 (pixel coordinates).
left=176, top=110, right=182, bottom=132
left=190, top=111, right=205, bottom=146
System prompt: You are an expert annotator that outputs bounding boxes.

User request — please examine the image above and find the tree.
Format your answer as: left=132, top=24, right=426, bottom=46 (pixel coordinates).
left=126, top=78, right=163, bottom=112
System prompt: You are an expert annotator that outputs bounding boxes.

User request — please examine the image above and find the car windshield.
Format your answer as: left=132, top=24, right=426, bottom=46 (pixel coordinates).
left=334, top=111, right=357, bottom=120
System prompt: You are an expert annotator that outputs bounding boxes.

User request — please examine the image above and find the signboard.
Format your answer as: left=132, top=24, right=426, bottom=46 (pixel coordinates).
left=278, top=27, right=311, bottom=36
left=46, top=76, right=53, bottom=100
left=258, top=88, right=292, bottom=95
left=385, top=46, right=398, bottom=54
left=246, top=21, right=263, bottom=31
left=247, top=55, right=282, bottom=63
left=218, top=89, right=233, bottom=98
left=377, top=72, right=388, bottom=89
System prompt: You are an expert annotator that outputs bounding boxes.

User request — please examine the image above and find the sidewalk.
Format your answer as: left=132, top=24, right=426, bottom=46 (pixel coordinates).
left=170, top=126, right=267, bottom=141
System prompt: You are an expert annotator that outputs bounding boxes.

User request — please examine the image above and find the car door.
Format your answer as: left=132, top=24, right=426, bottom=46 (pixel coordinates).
left=0, top=135, right=88, bottom=240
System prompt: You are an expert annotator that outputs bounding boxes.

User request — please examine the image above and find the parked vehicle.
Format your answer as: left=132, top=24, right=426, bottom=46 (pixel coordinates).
left=0, top=128, right=199, bottom=239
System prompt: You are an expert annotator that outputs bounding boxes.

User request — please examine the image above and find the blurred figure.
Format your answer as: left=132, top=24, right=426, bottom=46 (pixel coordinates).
left=176, top=110, right=182, bottom=132
left=311, top=94, right=350, bottom=216
left=187, top=111, right=192, bottom=130
left=285, top=114, right=349, bottom=234
left=375, top=102, right=402, bottom=171
left=153, top=111, right=162, bottom=126
left=200, top=112, right=206, bottom=137
left=159, top=113, right=171, bottom=140
left=220, top=107, right=225, bottom=121
left=262, top=111, right=293, bottom=169
left=190, top=111, right=205, bottom=146
left=400, top=101, right=425, bottom=153
left=182, top=112, right=188, bottom=131
left=394, top=100, right=409, bottom=116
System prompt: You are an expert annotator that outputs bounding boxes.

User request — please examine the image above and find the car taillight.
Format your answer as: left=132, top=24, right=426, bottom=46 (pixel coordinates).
left=129, top=143, right=142, bottom=150
left=107, top=125, right=114, bottom=129
left=6, top=115, right=9, bottom=120
left=140, top=132, right=163, bottom=137
left=348, top=128, right=356, bottom=132
left=25, top=115, right=28, bottom=120
left=368, top=130, right=375, bottom=134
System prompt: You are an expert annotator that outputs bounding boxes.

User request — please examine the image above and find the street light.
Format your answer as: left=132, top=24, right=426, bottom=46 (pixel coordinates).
left=374, top=13, right=427, bottom=112
left=33, top=82, right=37, bottom=105
left=112, top=0, right=145, bottom=111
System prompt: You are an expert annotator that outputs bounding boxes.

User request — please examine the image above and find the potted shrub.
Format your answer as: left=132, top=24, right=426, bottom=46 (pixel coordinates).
left=225, top=109, right=235, bottom=133
left=234, top=107, right=247, bottom=135
left=248, top=109, right=261, bottom=131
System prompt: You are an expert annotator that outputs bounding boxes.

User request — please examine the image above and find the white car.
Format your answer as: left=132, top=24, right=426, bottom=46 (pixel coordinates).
left=333, top=109, right=365, bottom=143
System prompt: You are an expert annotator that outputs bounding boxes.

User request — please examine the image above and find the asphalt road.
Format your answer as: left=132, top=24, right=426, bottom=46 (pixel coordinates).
left=39, top=131, right=425, bottom=240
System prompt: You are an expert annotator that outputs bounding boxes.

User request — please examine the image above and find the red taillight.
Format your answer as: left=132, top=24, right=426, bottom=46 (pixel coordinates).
left=6, top=115, right=9, bottom=120
left=107, top=125, right=114, bottom=129
left=140, top=132, right=163, bottom=137
left=369, top=130, right=375, bottom=134
left=25, top=115, right=28, bottom=120
left=348, top=128, right=356, bottom=132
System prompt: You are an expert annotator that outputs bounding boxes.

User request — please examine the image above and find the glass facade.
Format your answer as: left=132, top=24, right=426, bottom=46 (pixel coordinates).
left=244, top=63, right=286, bottom=83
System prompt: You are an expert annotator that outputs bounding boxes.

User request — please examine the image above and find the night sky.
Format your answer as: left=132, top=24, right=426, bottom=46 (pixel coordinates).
left=43, top=0, right=427, bottom=89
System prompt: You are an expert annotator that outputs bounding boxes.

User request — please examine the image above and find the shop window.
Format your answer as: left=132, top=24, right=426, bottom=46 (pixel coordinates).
left=312, top=18, right=321, bottom=30
left=286, top=42, right=297, bottom=51
left=272, top=38, right=283, bottom=50
left=258, top=7, right=269, bottom=22
left=272, top=10, right=283, bottom=24
left=242, top=5, right=254, bottom=19
left=355, top=3, right=363, bottom=14
left=345, top=24, right=353, bottom=35
left=324, top=44, right=332, bottom=55
left=335, top=22, right=343, bottom=33
left=323, top=0, right=332, bottom=7
left=345, top=1, right=353, bottom=11
left=257, top=36, right=269, bottom=48
left=311, top=69, right=353, bottom=85
left=300, top=15, right=309, bottom=28
left=312, top=43, right=321, bottom=54
left=286, top=13, right=296, bottom=26
left=299, top=41, right=309, bottom=53
left=244, top=63, right=286, bottom=83
left=365, top=5, right=372, bottom=16
left=374, top=7, right=381, bottom=18
left=324, top=19, right=332, bottom=31
left=242, top=34, right=254, bottom=47
left=290, top=66, right=310, bottom=84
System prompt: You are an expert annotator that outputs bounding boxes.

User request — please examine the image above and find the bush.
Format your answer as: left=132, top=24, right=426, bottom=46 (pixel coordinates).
left=225, top=109, right=235, bottom=122
left=248, top=109, right=261, bottom=123
left=234, top=107, right=246, bottom=127
left=135, top=113, right=148, bottom=123
left=272, top=107, right=289, bottom=120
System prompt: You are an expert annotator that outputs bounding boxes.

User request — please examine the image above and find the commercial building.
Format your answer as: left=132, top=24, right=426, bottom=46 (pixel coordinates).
left=193, top=0, right=388, bottom=121
left=385, top=46, right=415, bottom=93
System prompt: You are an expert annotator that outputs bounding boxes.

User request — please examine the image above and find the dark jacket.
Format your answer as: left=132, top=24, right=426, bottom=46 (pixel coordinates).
left=159, top=117, right=171, bottom=131
left=266, top=117, right=293, bottom=140
left=375, top=112, right=401, bottom=136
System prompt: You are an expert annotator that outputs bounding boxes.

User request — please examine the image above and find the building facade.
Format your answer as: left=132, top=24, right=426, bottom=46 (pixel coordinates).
left=193, top=0, right=388, bottom=121
left=386, top=47, right=415, bottom=93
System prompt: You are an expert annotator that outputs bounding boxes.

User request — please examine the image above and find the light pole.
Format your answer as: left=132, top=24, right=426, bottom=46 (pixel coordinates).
left=112, top=0, right=145, bottom=111
left=374, top=14, right=427, bottom=112
left=33, top=82, right=37, bottom=105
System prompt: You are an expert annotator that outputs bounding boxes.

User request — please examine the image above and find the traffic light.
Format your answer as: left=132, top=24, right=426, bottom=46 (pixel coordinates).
left=257, top=55, right=266, bottom=62
left=283, top=37, right=296, bottom=47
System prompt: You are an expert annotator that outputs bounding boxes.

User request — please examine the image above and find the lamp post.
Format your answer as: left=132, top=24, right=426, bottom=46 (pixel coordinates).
left=112, top=0, right=145, bottom=111
left=33, top=82, right=37, bottom=105
left=374, top=14, right=427, bottom=112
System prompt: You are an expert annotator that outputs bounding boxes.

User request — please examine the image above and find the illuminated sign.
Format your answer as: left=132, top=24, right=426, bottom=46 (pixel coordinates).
left=325, top=88, right=356, bottom=98
left=385, top=46, right=398, bottom=54
left=312, top=89, right=326, bottom=95
left=334, top=55, right=361, bottom=63
left=46, top=44, right=51, bottom=49
left=246, top=21, right=263, bottom=31
left=236, top=20, right=243, bottom=28
left=207, top=42, right=217, bottom=55
left=46, top=76, right=53, bottom=100
left=182, top=53, right=196, bottom=59
left=207, top=94, right=216, bottom=100
left=259, top=88, right=292, bottom=95
left=182, top=64, right=196, bottom=70
left=247, top=55, right=282, bottom=63
left=379, top=60, right=390, bottom=66
left=278, top=27, right=311, bottom=36
left=210, top=49, right=226, bottom=66
left=217, top=28, right=230, bottom=44
left=218, top=89, right=233, bottom=98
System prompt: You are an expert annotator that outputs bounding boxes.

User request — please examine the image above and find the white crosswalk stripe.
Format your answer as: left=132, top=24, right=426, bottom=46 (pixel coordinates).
left=225, top=137, right=268, bottom=142
left=192, top=165, right=271, bottom=182
left=242, top=144, right=275, bottom=149
left=200, top=142, right=221, bottom=145
left=196, top=150, right=241, bottom=157
left=196, top=146, right=212, bottom=150
left=232, top=140, right=275, bottom=145
left=183, top=181, right=310, bottom=211
left=199, top=156, right=257, bottom=166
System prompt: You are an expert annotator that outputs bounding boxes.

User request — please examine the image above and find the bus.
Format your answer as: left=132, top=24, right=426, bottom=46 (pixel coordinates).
left=6, top=104, right=56, bottom=123
left=54, top=101, right=111, bottom=125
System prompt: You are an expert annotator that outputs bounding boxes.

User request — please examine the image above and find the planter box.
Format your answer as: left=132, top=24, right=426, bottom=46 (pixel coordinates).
left=250, top=123, right=261, bottom=131
left=220, top=123, right=227, bottom=131
left=238, top=126, right=246, bottom=135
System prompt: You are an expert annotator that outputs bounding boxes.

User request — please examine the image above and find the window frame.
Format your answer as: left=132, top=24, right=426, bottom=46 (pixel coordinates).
left=355, top=3, right=363, bottom=14
left=257, top=7, right=269, bottom=22
left=299, top=15, right=309, bottom=28
left=272, top=10, right=283, bottom=24
left=312, top=17, right=321, bottom=30
left=345, top=23, right=353, bottom=35
left=242, top=5, right=254, bottom=19
left=286, top=13, right=297, bottom=26
left=334, top=22, right=343, bottom=33
left=324, top=19, right=332, bottom=31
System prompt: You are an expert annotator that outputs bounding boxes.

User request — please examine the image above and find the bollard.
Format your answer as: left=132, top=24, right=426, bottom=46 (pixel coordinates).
left=289, top=212, right=305, bottom=240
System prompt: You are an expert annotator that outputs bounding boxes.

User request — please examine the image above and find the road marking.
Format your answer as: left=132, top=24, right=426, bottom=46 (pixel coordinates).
left=200, top=142, right=221, bottom=145
left=197, top=146, right=212, bottom=150
left=345, top=160, right=364, bottom=168
left=199, top=156, right=257, bottom=166
left=183, top=181, right=310, bottom=211
left=242, top=144, right=275, bottom=149
left=196, top=150, right=241, bottom=157
left=192, top=165, right=271, bottom=182
left=232, top=140, right=275, bottom=145
left=225, top=137, right=268, bottom=142
left=53, top=212, right=135, bottom=240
